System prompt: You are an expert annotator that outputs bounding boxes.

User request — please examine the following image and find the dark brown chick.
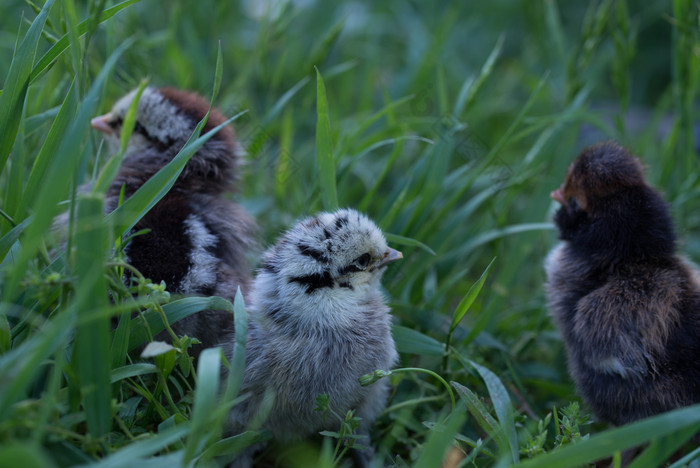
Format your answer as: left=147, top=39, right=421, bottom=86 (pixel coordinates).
left=545, top=141, right=700, bottom=426
left=92, top=87, right=257, bottom=358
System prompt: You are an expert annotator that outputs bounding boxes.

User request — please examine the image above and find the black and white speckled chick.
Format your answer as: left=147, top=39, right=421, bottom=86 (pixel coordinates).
left=223, top=209, right=401, bottom=467
left=92, top=87, right=257, bottom=357
left=545, top=141, right=700, bottom=426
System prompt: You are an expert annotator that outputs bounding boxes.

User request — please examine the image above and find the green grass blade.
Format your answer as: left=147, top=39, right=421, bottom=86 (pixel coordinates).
left=392, top=324, right=444, bottom=357
left=87, top=424, right=190, bottom=468
left=0, top=0, right=56, bottom=173
left=184, top=347, right=221, bottom=462
left=627, top=422, right=698, bottom=468
left=315, top=67, right=338, bottom=211
left=73, top=194, right=112, bottom=437
left=197, top=289, right=248, bottom=466
left=0, top=443, right=54, bottom=468
left=0, top=303, right=75, bottom=421
left=305, top=18, right=345, bottom=71
left=29, top=0, right=141, bottom=83
left=198, top=431, right=266, bottom=461
left=18, top=81, right=77, bottom=218
left=262, top=75, right=310, bottom=126
left=110, top=363, right=158, bottom=383
left=0, top=216, right=32, bottom=262
left=1, top=38, right=132, bottom=306
left=211, top=41, right=224, bottom=103
left=413, top=408, right=466, bottom=468
left=452, top=381, right=510, bottom=456
left=454, top=223, right=554, bottom=257
left=668, top=445, right=700, bottom=468
left=454, top=34, right=504, bottom=116
left=516, top=405, right=700, bottom=468
left=468, top=360, right=518, bottom=463
left=449, top=257, right=495, bottom=333
left=222, top=288, right=248, bottom=402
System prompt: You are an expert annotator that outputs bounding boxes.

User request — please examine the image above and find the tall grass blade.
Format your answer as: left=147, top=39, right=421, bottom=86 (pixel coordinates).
left=0, top=0, right=55, bottom=173
left=184, top=348, right=221, bottom=462
left=315, top=67, right=338, bottom=210
left=1, top=38, right=132, bottom=311
left=18, top=82, right=78, bottom=217
left=29, top=0, right=141, bottom=83
left=468, top=360, right=518, bottom=463
left=73, top=195, right=112, bottom=436
left=223, top=288, right=247, bottom=402
left=452, top=381, right=510, bottom=456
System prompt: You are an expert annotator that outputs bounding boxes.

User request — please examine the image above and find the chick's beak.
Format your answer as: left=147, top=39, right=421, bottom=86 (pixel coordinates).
left=550, top=186, right=566, bottom=205
left=91, top=113, right=113, bottom=135
left=377, top=247, right=403, bottom=268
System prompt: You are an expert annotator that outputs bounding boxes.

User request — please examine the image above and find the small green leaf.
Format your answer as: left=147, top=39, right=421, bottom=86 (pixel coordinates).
left=110, top=363, right=158, bottom=383
left=392, top=324, right=444, bottom=357
left=449, top=257, right=496, bottom=333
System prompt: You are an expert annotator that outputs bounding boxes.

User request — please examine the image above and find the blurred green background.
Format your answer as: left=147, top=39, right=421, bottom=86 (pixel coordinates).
left=1, top=0, right=699, bottom=466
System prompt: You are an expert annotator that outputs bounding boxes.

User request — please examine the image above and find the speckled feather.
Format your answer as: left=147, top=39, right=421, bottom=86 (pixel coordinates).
left=222, top=209, right=399, bottom=467
left=545, top=141, right=700, bottom=425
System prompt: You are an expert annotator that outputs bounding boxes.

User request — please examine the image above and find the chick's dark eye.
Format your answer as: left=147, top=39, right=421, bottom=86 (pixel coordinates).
left=568, top=197, right=578, bottom=210
left=109, top=117, right=123, bottom=129
left=355, top=253, right=371, bottom=269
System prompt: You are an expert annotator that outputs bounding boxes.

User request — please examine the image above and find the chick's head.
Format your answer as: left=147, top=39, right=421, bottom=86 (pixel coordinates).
left=552, top=141, right=646, bottom=215
left=255, top=209, right=401, bottom=327
left=91, top=86, right=240, bottom=191
left=551, top=141, right=675, bottom=260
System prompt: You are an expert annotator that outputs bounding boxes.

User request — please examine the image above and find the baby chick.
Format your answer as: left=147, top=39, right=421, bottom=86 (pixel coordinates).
left=223, top=208, right=401, bottom=467
left=545, top=141, right=700, bottom=426
left=92, top=87, right=257, bottom=357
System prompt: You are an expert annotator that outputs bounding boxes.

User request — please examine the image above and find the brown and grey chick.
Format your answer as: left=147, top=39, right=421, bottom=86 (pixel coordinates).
left=92, top=87, right=257, bottom=357
left=545, top=141, right=700, bottom=426
left=223, top=208, right=401, bottom=467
